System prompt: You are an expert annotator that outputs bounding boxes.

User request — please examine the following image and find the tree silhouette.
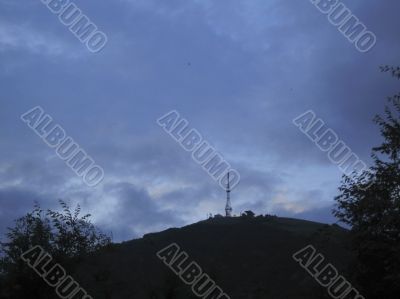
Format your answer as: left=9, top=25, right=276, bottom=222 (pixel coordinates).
left=334, top=66, right=400, bottom=298
left=241, top=210, right=255, bottom=218
left=0, top=200, right=111, bottom=299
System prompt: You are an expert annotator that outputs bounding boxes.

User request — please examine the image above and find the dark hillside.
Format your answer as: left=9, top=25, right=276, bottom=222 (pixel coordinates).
left=74, top=216, right=352, bottom=299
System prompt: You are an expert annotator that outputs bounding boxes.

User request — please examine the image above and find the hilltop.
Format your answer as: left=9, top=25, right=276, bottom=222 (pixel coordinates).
left=73, top=216, right=353, bottom=299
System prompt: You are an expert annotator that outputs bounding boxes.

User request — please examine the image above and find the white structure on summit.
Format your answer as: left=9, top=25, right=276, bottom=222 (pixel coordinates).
left=225, top=172, right=233, bottom=217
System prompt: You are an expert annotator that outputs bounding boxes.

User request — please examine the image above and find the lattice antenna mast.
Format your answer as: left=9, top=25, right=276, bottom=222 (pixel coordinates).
left=225, top=172, right=233, bottom=217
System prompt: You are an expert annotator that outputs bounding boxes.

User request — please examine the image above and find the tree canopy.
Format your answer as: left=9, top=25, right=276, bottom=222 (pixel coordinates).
left=0, top=200, right=111, bottom=299
left=334, top=66, right=400, bottom=298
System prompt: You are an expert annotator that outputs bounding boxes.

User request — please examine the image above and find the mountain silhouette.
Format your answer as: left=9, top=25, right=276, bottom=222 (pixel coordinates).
left=73, top=216, right=353, bottom=299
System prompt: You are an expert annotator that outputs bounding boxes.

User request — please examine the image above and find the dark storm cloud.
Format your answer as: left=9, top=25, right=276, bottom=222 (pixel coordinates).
left=99, top=182, right=183, bottom=241
left=0, top=0, right=399, bottom=241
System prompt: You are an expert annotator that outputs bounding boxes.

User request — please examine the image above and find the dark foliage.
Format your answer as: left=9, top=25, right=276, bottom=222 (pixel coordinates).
left=0, top=200, right=111, bottom=299
left=241, top=210, right=255, bottom=218
left=334, top=66, right=400, bottom=298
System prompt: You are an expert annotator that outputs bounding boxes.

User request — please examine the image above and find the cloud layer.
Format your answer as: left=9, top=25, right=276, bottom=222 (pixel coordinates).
left=0, top=0, right=399, bottom=241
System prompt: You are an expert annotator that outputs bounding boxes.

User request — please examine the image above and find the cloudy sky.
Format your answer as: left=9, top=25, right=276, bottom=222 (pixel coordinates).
left=1, top=0, right=399, bottom=241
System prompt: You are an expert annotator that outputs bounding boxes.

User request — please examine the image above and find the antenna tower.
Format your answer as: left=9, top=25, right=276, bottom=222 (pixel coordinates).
left=225, top=172, right=233, bottom=217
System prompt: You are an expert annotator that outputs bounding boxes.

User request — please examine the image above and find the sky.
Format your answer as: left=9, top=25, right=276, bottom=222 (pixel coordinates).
left=0, top=0, right=399, bottom=242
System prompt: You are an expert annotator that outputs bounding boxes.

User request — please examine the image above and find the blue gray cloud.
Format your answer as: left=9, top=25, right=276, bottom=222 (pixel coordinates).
left=0, top=0, right=399, bottom=241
